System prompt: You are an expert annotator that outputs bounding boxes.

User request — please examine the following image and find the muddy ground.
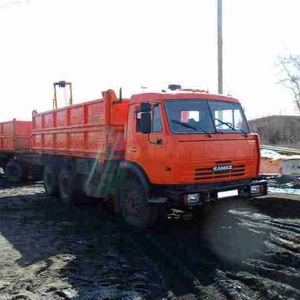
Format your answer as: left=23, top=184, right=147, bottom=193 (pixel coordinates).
left=0, top=176, right=300, bottom=300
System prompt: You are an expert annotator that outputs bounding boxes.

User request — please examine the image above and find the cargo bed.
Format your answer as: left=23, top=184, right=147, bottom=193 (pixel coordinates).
left=31, top=96, right=129, bottom=161
left=0, top=120, right=32, bottom=151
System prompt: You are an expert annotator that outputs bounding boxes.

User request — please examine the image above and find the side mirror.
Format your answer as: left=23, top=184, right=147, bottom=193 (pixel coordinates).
left=140, top=102, right=151, bottom=112
left=141, top=112, right=151, bottom=134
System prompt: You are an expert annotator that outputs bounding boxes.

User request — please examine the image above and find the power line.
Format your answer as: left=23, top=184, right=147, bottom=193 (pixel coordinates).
left=0, top=0, right=31, bottom=9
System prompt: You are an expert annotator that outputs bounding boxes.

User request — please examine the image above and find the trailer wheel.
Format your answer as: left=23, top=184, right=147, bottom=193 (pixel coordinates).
left=43, top=165, right=58, bottom=196
left=5, top=161, right=24, bottom=183
left=118, top=178, right=160, bottom=228
left=58, top=169, right=76, bottom=204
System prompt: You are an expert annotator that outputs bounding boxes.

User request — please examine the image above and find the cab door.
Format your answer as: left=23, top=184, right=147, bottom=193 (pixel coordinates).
left=126, top=103, right=168, bottom=184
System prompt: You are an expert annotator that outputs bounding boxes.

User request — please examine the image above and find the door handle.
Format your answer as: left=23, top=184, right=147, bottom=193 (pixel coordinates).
left=130, top=147, right=137, bottom=152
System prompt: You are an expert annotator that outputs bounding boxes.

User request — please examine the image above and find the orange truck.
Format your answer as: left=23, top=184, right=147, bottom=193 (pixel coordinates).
left=0, top=83, right=267, bottom=227
left=0, top=119, right=35, bottom=181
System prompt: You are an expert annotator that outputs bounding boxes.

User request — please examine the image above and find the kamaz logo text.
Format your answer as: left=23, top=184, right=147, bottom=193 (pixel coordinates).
left=213, top=165, right=233, bottom=172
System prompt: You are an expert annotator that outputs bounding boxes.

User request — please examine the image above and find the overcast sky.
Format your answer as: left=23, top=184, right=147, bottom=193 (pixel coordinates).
left=0, top=0, right=300, bottom=121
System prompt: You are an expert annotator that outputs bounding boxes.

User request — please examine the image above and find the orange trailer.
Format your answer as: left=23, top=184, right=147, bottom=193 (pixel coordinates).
left=0, top=119, right=32, bottom=151
left=0, top=120, right=38, bottom=182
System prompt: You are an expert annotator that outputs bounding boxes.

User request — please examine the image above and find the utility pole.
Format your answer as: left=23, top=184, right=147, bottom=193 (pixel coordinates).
left=217, top=0, right=223, bottom=94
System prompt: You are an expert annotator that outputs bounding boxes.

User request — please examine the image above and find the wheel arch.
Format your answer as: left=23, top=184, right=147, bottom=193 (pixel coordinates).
left=117, top=161, right=150, bottom=195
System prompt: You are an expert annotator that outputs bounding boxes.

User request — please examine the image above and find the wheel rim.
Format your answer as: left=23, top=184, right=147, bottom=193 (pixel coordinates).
left=125, top=190, right=140, bottom=216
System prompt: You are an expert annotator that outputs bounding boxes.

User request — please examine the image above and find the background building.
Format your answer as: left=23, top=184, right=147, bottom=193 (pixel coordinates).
left=249, top=115, right=300, bottom=148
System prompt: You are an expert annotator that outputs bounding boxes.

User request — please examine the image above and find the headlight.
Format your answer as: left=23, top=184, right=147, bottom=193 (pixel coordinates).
left=251, top=185, right=261, bottom=194
left=186, top=194, right=200, bottom=204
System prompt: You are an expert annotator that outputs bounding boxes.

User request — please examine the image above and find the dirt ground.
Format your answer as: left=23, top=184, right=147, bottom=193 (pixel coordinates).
left=1, top=175, right=300, bottom=300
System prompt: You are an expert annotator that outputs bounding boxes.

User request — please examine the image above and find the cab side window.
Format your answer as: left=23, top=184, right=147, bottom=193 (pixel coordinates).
left=136, top=112, right=142, bottom=132
left=152, top=106, right=162, bottom=132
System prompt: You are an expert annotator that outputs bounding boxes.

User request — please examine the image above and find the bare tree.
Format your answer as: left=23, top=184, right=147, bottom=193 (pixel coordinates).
left=278, top=54, right=300, bottom=111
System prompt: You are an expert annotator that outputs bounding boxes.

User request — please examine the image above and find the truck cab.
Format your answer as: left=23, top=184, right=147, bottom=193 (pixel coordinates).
left=118, top=87, right=267, bottom=227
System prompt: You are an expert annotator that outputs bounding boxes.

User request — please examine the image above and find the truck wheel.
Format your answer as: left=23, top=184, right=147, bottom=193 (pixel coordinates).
left=43, top=165, right=58, bottom=196
left=118, top=178, right=160, bottom=228
left=5, top=161, right=23, bottom=183
left=58, top=169, right=76, bottom=204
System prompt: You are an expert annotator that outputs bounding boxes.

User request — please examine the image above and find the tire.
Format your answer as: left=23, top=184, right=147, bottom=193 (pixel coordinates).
left=58, top=169, right=76, bottom=204
left=118, top=177, right=161, bottom=228
left=5, top=161, right=24, bottom=183
left=43, top=165, right=58, bottom=196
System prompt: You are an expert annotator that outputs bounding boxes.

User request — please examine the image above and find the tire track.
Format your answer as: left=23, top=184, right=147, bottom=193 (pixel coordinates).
left=125, top=227, right=205, bottom=299
left=124, top=213, right=267, bottom=300
left=2, top=179, right=300, bottom=300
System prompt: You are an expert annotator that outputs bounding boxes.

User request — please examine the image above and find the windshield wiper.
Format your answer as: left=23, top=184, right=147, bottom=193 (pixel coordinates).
left=214, top=118, right=248, bottom=137
left=171, top=119, right=211, bottom=137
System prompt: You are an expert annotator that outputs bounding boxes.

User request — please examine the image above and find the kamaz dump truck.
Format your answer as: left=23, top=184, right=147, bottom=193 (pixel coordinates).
left=0, top=83, right=267, bottom=228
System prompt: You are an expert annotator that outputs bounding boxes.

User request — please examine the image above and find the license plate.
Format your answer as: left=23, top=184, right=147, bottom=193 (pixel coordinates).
left=217, top=190, right=238, bottom=199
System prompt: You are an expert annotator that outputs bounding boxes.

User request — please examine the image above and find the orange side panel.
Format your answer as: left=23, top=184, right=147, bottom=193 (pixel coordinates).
left=32, top=98, right=127, bottom=160
left=2, top=122, right=14, bottom=135
left=44, top=134, right=54, bottom=149
left=15, top=121, right=32, bottom=136
left=33, top=115, right=43, bottom=130
left=56, top=133, right=68, bottom=150
left=110, top=102, right=129, bottom=125
left=0, top=120, right=32, bottom=151
left=2, top=138, right=14, bottom=149
left=57, top=110, right=68, bottom=127
left=87, top=129, right=106, bottom=152
left=70, top=106, right=84, bottom=126
left=33, top=134, right=43, bottom=149
left=44, top=113, right=54, bottom=128
left=87, top=102, right=105, bottom=124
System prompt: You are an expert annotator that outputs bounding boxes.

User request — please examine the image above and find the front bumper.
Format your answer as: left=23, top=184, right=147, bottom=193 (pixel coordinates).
left=149, top=179, right=268, bottom=207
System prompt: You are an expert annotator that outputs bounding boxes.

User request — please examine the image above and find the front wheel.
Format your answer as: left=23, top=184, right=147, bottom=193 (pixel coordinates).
left=118, top=178, right=162, bottom=228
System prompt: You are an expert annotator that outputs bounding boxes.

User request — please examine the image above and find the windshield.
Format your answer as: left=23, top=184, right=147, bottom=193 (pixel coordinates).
left=208, top=101, right=250, bottom=133
left=165, top=99, right=250, bottom=134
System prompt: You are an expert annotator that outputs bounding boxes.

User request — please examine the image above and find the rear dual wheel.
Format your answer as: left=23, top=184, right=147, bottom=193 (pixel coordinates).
left=43, top=166, right=78, bottom=204
left=43, top=165, right=58, bottom=196
left=58, top=169, right=77, bottom=203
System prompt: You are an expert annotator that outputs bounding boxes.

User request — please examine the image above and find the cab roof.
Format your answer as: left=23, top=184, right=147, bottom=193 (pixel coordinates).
left=130, top=90, right=240, bottom=104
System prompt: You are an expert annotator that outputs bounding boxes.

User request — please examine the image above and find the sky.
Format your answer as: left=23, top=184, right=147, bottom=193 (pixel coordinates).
left=0, top=0, right=300, bottom=121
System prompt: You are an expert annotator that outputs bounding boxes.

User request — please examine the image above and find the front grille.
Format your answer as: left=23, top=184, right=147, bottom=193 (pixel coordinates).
left=194, top=161, right=245, bottom=181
